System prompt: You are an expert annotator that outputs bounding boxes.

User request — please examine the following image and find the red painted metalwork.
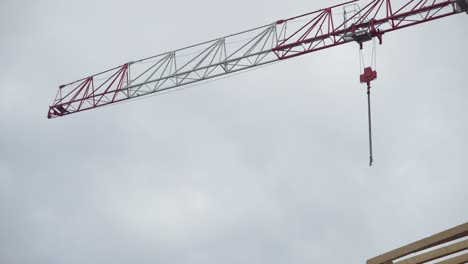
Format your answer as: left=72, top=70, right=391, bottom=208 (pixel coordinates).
left=360, top=67, right=377, bottom=83
left=47, top=0, right=467, bottom=118
left=48, top=64, right=129, bottom=118
left=273, top=0, right=464, bottom=59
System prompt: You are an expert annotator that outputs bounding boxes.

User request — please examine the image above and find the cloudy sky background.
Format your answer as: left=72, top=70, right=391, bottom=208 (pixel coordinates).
left=1, top=0, right=467, bottom=263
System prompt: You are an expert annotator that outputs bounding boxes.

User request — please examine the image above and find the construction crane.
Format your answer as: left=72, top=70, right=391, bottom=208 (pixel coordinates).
left=47, top=0, right=468, bottom=165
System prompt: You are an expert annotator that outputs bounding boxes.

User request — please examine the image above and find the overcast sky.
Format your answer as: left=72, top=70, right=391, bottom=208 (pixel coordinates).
left=0, top=0, right=467, bottom=264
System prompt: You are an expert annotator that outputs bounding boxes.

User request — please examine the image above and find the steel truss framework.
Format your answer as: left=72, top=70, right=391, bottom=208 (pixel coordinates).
left=48, top=0, right=468, bottom=118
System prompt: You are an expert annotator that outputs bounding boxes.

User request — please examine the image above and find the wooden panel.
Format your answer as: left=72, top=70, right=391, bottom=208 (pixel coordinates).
left=367, top=223, right=468, bottom=264
left=433, top=253, right=468, bottom=264
left=396, top=240, right=468, bottom=264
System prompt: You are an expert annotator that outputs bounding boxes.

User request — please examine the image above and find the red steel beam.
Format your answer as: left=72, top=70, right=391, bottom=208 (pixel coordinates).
left=48, top=0, right=467, bottom=118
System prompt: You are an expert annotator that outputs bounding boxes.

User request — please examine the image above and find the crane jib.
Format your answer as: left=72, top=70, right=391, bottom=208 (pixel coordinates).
left=47, top=0, right=467, bottom=119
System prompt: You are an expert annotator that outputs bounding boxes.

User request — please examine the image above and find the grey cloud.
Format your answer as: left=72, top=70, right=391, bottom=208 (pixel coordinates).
left=1, top=0, right=467, bottom=264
